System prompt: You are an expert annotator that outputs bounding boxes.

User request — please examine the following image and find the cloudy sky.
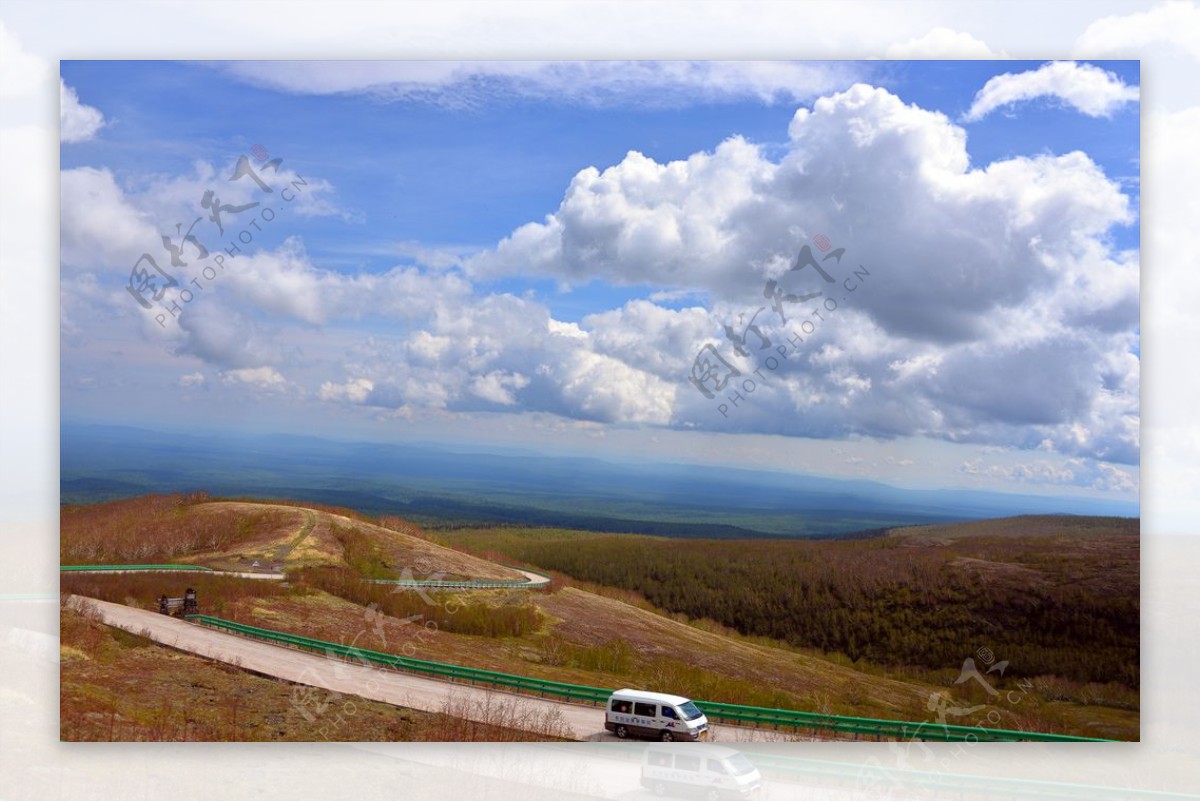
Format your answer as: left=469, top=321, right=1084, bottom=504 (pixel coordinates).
left=57, top=57, right=1140, bottom=506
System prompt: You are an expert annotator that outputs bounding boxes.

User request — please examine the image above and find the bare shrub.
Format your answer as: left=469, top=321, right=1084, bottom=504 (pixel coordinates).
left=428, top=689, right=573, bottom=741
left=61, top=494, right=296, bottom=564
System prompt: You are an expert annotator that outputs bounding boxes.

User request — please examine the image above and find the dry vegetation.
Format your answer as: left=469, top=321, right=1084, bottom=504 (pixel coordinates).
left=433, top=690, right=573, bottom=741
left=61, top=494, right=528, bottom=582
left=329, top=517, right=525, bottom=582
left=61, top=567, right=1137, bottom=740
left=216, top=574, right=1138, bottom=739
left=291, top=565, right=542, bottom=637
left=59, top=572, right=295, bottom=617
left=59, top=605, right=564, bottom=742
left=60, top=498, right=1139, bottom=742
left=60, top=493, right=298, bottom=564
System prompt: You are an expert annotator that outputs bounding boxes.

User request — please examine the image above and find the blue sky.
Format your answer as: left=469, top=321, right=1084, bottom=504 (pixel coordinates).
left=60, top=59, right=1141, bottom=303
left=59, top=59, right=1141, bottom=508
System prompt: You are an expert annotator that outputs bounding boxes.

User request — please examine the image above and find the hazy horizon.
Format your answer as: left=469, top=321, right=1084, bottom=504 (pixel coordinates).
left=60, top=422, right=1140, bottom=533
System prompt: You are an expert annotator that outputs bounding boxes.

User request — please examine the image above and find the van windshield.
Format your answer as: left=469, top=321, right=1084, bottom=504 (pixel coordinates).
left=727, top=754, right=756, bottom=775
left=679, top=701, right=704, bottom=721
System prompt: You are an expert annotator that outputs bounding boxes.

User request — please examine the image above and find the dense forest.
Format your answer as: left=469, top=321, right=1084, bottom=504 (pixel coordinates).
left=448, top=523, right=1139, bottom=688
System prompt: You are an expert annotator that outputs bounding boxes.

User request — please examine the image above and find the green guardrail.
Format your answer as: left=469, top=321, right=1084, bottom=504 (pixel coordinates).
left=186, top=613, right=610, bottom=704
left=60, top=565, right=551, bottom=587
left=693, top=699, right=1111, bottom=743
left=60, top=564, right=216, bottom=572
left=61, top=564, right=550, bottom=589
left=184, top=613, right=1113, bottom=742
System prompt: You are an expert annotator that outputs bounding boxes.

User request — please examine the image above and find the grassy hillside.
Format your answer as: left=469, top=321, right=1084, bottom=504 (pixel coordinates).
left=61, top=564, right=1138, bottom=739
left=60, top=494, right=525, bottom=582
left=60, top=493, right=297, bottom=564
left=60, top=605, right=568, bottom=742
left=439, top=518, right=1139, bottom=689
left=60, top=499, right=1139, bottom=741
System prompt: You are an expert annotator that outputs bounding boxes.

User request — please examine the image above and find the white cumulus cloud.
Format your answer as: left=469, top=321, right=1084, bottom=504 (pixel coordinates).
left=220, top=366, right=286, bottom=388
left=318, top=377, right=374, bottom=403
left=469, top=371, right=529, bottom=406
left=1075, top=1, right=1200, bottom=60
left=963, top=61, right=1139, bottom=122
left=462, top=83, right=1137, bottom=463
left=60, top=79, right=105, bottom=143
left=0, top=21, right=50, bottom=99
left=885, top=28, right=1003, bottom=59
left=58, top=80, right=1139, bottom=469
left=178, top=372, right=205, bottom=387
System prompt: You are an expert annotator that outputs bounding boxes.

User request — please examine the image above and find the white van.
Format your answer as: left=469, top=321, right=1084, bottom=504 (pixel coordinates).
left=641, top=744, right=762, bottom=799
left=605, top=689, right=709, bottom=741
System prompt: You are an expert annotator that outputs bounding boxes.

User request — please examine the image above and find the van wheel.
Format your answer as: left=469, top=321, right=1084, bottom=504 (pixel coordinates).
left=653, top=781, right=669, bottom=797
left=660, top=730, right=674, bottom=741
left=705, top=786, right=721, bottom=801
left=615, top=725, right=628, bottom=739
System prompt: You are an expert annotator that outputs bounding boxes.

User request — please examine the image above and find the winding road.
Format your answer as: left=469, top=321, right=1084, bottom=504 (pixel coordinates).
left=60, top=565, right=551, bottom=588
left=67, top=595, right=799, bottom=743
left=63, top=505, right=794, bottom=741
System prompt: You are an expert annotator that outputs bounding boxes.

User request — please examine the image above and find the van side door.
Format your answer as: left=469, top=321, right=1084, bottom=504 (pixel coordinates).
left=633, top=702, right=658, bottom=735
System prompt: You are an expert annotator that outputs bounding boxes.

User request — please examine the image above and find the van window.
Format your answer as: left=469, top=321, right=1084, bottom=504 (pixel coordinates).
left=647, top=750, right=672, bottom=768
left=634, top=702, right=657, bottom=717
left=675, top=755, right=701, bottom=772
left=661, top=706, right=678, bottom=719
left=679, top=700, right=705, bottom=721
left=706, top=759, right=728, bottom=774
left=611, top=699, right=631, bottom=714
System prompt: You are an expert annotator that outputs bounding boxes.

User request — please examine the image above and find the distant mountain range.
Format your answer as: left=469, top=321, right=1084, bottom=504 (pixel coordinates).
left=60, top=423, right=1139, bottom=538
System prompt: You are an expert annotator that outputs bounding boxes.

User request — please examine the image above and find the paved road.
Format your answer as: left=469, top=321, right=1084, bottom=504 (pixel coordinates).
left=68, top=595, right=803, bottom=743
left=514, top=569, right=549, bottom=585
left=62, top=568, right=287, bottom=579
left=60, top=566, right=548, bottom=587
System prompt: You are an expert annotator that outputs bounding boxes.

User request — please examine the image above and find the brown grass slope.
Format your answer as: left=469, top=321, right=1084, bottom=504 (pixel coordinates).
left=61, top=563, right=1138, bottom=740
left=60, top=494, right=524, bottom=582
left=80, top=571, right=1132, bottom=740
left=60, top=606, right=565, bottom=742
left=59, top=501, right=1138, bottom=741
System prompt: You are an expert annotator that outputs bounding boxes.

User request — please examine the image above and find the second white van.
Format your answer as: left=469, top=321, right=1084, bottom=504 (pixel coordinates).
left=605, top=689, right=709, bottom=741
left=641, top=744, right=763, bottom=799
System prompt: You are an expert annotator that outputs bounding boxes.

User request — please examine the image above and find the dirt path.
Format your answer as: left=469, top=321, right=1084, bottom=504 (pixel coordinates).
left=68, top=595, right=806, bottom=743
left=270, top=509, right=317, bottom=565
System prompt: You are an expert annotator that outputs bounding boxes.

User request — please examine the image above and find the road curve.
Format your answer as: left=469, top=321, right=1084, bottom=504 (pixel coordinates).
left=68, top=595, right=802, bottom=743
left=514, top=569, right=550, bottom=586
left=59, top=566, right=549, bottom=588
